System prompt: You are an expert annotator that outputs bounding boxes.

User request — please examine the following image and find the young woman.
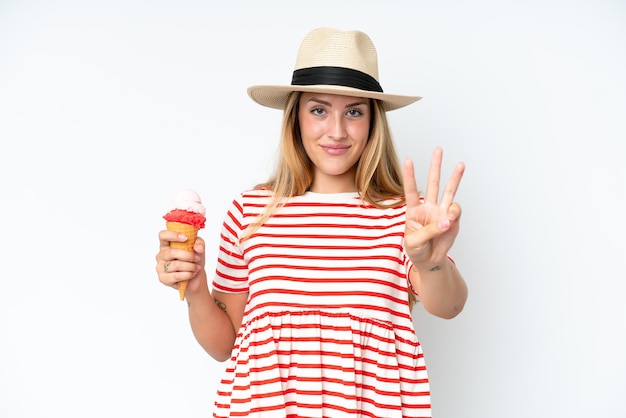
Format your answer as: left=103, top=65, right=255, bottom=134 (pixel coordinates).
left=156, top=27, right=468, bottom=418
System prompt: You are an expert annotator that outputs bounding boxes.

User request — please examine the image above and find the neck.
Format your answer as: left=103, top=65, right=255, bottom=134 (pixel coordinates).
left=308, top=174, right=357, bottom=194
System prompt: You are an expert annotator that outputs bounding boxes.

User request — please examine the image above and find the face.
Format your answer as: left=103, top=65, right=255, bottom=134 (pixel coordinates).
left=298, top=92, right=371, bottom=193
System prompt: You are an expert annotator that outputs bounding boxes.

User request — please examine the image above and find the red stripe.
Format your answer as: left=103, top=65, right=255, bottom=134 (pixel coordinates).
left=249, top=262, right=403, bottom=274
left=248, top=275, right=407, bottom=291
left=247, top=241, right=402, bottom=252
left=247, top=231, right=404, bottom=241
left=259, top=220, right=405, bottom=230
left=246, top=301, right=411, bottom=319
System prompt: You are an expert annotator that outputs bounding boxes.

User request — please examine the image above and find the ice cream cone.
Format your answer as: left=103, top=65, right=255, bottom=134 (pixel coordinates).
left=177, top=280, right=188, bottom=301
left=166, top=221, right=198, bottom=251
left=166, top=221, right=199, bottom=300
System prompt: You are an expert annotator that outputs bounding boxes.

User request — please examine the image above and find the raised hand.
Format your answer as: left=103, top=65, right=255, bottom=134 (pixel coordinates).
left=403, top=147, right=465, bottom=269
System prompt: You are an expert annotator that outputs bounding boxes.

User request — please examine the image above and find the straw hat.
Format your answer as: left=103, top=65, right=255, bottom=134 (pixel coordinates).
left=247, top=27, right=422, bottom=111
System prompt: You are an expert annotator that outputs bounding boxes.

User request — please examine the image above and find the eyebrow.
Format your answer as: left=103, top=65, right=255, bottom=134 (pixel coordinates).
left=306, top=97, right=369, bottom=108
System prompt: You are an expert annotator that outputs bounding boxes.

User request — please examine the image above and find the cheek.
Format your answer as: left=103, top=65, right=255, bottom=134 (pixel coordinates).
left=299, top=131, right=318, bottom=159
left=350, top=124, right=370, bottom=146
left=300, top=117, right=322, bottom=138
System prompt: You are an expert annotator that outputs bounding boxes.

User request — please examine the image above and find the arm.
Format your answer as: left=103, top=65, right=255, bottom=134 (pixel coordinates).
left=156, top=231, right=247, bottom=362
left=409, top=258, right=467, bottom=319
left=186, top=284, right=248, bottom=362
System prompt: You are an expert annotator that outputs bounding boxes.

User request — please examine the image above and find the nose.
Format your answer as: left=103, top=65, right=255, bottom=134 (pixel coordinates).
left=327, top=113, right=347, bottom=140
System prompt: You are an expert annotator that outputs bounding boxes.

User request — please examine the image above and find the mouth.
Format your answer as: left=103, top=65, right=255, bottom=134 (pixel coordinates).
left=320, top=144, right=350, bottom=156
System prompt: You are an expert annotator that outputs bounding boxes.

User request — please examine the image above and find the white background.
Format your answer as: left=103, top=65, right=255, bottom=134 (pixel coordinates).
left=1, top=1, right=625, bottom=417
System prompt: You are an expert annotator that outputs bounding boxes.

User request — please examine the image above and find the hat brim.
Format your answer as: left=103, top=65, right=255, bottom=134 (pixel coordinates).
left=247, top=84, right=421, bottom=112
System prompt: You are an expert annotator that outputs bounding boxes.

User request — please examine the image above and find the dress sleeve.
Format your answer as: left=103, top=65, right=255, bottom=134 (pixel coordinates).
left=404, top=257, right=420, bottom=297
left=212, top=194, right=250, bottom=293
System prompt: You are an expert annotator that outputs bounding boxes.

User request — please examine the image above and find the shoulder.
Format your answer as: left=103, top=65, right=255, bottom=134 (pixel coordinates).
left=370, top=196, right=407, bottom=212
left=224, top=188, right=275, bottom=216
left=229, top=188, right=274, bottom=204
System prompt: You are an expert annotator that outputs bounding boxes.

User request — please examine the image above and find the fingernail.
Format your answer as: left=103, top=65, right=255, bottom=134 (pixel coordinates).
left=439, top=219, right=450, bottom=230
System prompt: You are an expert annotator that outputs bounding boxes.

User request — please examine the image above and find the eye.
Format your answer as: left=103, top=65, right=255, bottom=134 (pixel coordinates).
left=347, top=108, right=363, bottom=117
left=311, top=107, right=325, bottom=116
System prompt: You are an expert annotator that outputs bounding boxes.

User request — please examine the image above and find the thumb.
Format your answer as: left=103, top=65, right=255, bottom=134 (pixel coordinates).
left=405, top=219, right=424, bottom=232
left=407, top=218, right=449, bottom=242
left=193, top=236, right=206, bottom=255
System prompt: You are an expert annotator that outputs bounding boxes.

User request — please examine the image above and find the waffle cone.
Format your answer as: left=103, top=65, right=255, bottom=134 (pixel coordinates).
left=166, top=222, right=198, bottom=251
left=178, top=280, right=188, bottom=301
left=166, top=221, right=199, bottom=301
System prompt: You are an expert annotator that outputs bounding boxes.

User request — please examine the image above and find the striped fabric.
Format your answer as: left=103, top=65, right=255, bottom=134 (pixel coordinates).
left=212, top=190, right=431, bottom=417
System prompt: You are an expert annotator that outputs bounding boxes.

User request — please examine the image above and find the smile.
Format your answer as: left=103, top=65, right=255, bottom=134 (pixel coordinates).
left=321, top=145, right=350, bottom=156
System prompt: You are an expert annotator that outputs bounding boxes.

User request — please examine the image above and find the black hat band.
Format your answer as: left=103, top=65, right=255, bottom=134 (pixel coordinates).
left=291, top=66, right=383, bottom=93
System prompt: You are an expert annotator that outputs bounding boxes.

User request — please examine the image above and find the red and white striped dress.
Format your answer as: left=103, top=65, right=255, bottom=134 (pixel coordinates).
left=211, top=190, right=431, bottom=417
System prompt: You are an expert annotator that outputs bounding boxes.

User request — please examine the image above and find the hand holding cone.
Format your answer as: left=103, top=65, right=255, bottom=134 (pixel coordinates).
left=166, top=221, right=199, bottom=300
left=163, top=190, right=207, bottom=301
